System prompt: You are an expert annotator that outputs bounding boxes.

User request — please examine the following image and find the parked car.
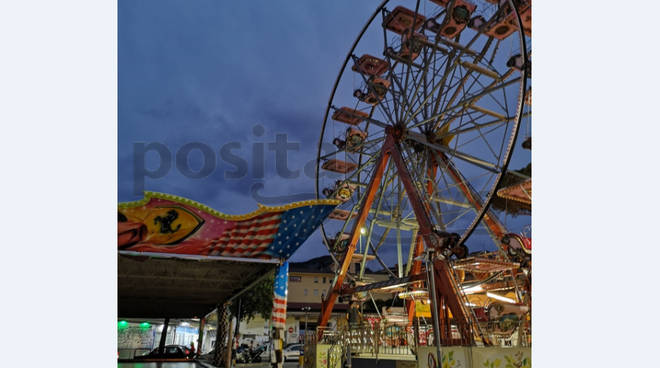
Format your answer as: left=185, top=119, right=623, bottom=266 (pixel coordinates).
left=283, top=344, right=303, bottom=361
left=134, top=345, right=192, bottom=360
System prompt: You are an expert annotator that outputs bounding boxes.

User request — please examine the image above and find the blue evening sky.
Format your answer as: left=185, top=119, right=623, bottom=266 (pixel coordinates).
left=118, top=0, right=530, bottom=263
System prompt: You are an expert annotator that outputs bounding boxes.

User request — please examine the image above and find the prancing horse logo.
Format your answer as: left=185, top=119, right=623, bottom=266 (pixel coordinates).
left=154, top=210, right=182, bottom=234
left=121, top=205, right=204, bottom=245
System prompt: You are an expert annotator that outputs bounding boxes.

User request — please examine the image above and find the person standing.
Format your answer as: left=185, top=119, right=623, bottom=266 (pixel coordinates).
left=189, top=342, right=196, bottom=358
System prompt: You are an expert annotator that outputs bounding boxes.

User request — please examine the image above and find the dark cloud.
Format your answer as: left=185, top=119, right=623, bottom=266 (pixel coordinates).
left=119, top=0, right=530, bottom=264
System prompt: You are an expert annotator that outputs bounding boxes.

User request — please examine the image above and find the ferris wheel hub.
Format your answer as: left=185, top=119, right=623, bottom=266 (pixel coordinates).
left=385, top=125, right=405, bottom=140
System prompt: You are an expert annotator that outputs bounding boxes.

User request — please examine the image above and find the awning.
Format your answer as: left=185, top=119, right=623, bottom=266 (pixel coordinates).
left=118, top=252, right=279, bottom=318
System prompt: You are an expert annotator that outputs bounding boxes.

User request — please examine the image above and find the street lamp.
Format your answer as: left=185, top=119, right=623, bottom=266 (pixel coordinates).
left=301, top=306, right=311, bottom=342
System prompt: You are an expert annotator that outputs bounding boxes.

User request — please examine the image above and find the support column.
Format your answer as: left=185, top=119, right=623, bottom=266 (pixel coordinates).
left=212, top=304, right=231, bottom=367
left=158, top=317, right=170, bottom=355
left=196, top=318, right=205, bottom=357
left=226, top=317, right=235, bottom=368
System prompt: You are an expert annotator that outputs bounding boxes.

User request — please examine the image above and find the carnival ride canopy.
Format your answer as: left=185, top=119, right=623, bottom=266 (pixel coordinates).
left=118, top=192, right=338, bottom=318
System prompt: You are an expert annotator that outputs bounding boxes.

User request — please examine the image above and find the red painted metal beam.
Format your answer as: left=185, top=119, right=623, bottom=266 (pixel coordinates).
left=386, top=132, right=485, bottom=344
left=407, top=159, right=439, bottom=325
left=317, top=130, right=493, bottom=346
left=437, top=152, right=507, bottom=239
left=316, top=133, right=393, bottom=336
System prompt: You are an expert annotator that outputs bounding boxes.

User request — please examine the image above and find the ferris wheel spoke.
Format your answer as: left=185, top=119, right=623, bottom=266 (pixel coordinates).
left=429, top=60, right=488, bottom=132
left=410, top=74, right=520, bottom=131
left=397, top=0, right=423, bottom=124
left=407, top=51, right=462, bottom=129
left=381, top=8, right=402, bottom=120
left=389, top=70, right=418, bottom=120
left=462, top=109, right=501, bottom=162
left=401, top=66, right=430, bottom=120
left=446, top=116, right=506, bottom=136
left=426, top=66, right=461, bottom=132
left=444, top=207, right=475, bottom=228
left=421, top=33, right=498, bottom=130
left=358, top=136, right=387, bottom=153
left=431, top=34, right=482, bottom=58
left=468, top=72, right=509, bottom=113
left=488, top=38, right=501, bottom=65
left=455, top=121, right=509, bottom=152
left=406, top=131, right=501, bottom=174
left=377, top=98, right=398, bottom=126
left=401, top=35, right=446, bottom=115
left=426, top=32, right=487, bottom=127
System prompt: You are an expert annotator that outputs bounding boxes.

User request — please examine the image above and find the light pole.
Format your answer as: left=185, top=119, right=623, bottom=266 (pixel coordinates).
left=301, top=306, right=311, bottom=342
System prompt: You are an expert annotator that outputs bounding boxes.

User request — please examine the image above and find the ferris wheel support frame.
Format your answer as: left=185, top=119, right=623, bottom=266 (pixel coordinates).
left=318, top=128, right=477, bottom=341
left=315, top=0, right=531, bottom=345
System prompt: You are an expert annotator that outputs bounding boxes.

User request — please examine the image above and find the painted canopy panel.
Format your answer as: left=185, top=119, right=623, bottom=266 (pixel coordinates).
left=118, top=192, right=338, bottom=259
left=497, top=178, right=532, bottom=205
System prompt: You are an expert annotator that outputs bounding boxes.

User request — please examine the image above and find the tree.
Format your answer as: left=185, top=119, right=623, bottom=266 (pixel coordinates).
left=229, top=272, right=275, bottom=322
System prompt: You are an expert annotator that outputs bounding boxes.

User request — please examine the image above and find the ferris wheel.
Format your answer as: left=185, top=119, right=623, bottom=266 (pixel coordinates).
left=314, top=0, right=531, bottom=339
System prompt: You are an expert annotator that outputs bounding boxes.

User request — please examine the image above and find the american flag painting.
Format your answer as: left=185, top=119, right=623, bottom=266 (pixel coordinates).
left=118, top=192, right=338, bottom=259
left=271, top=262, right=289, bottom=329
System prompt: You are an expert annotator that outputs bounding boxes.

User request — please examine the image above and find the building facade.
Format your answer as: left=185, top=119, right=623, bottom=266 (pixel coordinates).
left=236, top=256, right=391, bottom=345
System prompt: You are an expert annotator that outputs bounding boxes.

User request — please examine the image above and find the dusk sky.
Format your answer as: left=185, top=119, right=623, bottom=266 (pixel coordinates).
left=118, top=0, right=530, bottom=263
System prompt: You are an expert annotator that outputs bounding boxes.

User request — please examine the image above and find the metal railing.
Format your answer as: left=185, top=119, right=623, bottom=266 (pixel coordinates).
left=305, top=315, right=530, bottom=365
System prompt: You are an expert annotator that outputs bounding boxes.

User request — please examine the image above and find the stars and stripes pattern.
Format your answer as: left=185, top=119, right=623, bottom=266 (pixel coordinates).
left=206, top=203, right=336, bottom=259
left=206, top=212, right=283, bottom=257
left=271, top=262, right=289, bottom=329
left=118, top=192, right=338, bottom=260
